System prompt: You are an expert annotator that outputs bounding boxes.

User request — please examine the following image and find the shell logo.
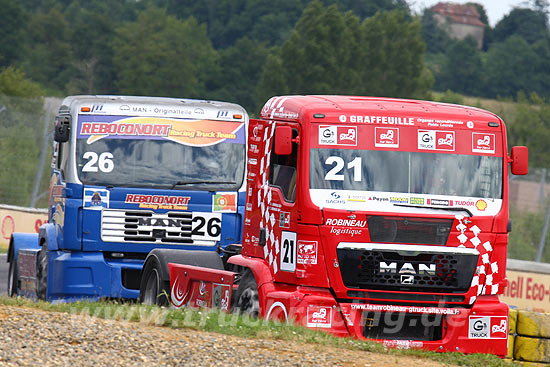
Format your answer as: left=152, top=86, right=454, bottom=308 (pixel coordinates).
left=476, top=199, right=487, bottom=211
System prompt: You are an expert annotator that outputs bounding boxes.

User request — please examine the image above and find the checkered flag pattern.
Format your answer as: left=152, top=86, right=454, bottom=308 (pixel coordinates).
left=257, top=121, right=280, bottom=274
left=455, top=215, right=499, bottom=304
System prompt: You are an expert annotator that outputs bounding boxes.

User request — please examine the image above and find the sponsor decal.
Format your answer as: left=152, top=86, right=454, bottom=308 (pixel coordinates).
left=79, top=116, right=245, bottom=147
left=297, top=240, right=318, bottom=265
left=369, top=196, right=389, bottom=202
left=427, top=198, right=452, bottom=206
left=468, top=316, right=507, bottom=339
left=329, top=227, right=362, bottom=237
left=349, top=303, right=460, bottom=315
left=410, top=197, right=424, bottom=205
left=476, top=199, right=487, bottom=211
left=383, top=340, right=424, bottom=349
left=125, top=194, right=190, bottom=210
left=84, top=189, right=109, bottom=209
left=248, top=158, right=257, bottom=165
left=472, top=133, right=495, bottom=154
left=325, top=192, right=346, bottom=205
left=307, top=306, right=332, bottom=328
left=418, top=130, right=455, bottom=151
left=454, top=200, right=475, bottom=207
left=390, top=197, right=408, bottom=204
left=347, top=194, right=366, bottom=202
left=375, top=127, right=399, bottom=148
left=339, top=115, right=415, bottom=125
left=279, top=211, right=291, bottom=229
left=325, top=218, right=367, bottom=227
left=319, top=125, right=357, bottom=146
left=213, top=192, right=237, bottom=212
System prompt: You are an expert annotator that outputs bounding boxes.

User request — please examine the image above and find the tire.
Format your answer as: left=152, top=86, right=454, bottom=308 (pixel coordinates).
left=7, top=257, right=17, bottom=297
left=234, top=270, right=260, bottom=317
left=139, top=256, right=170, bottom=306
left=37, top=246, right=48, bottom=301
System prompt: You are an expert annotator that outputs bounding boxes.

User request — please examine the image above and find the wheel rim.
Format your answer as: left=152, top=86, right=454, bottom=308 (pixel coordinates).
left=143, top=269, right=160, bottom=305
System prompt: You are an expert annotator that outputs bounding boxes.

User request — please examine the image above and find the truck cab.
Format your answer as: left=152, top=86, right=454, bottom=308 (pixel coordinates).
left=8, top=95, right=248, bottom=301
left=227, top=95, right=528, bottom=356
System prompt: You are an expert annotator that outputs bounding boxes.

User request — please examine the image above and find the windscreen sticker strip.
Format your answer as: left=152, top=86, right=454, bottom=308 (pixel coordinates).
left=77, top=115, right=245, bottom=147
left=313, top=123, right=502, bottom=156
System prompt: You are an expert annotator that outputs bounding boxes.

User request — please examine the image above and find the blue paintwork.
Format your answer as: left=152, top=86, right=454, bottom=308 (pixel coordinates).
left=15, top=174, right=245, bottom=301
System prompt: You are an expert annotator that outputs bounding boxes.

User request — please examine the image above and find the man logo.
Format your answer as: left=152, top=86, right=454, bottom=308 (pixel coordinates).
left=400, top=275, right=414, bottom=285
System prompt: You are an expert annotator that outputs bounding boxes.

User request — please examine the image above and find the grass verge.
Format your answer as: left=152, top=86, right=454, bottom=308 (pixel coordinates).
left=0, top=296, right=514, bottom=367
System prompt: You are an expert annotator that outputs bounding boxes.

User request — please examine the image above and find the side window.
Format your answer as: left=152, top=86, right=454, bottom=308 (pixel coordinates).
left=269, top=127, right=298, bottom=202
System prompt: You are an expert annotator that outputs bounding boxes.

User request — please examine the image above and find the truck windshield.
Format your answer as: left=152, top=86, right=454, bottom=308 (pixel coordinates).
left=76, top=115, right=246, bottom=190
left=310, top=149, right=502, bottom=199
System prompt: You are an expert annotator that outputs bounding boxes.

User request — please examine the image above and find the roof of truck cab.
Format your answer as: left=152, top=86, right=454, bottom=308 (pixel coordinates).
left=259, top=95, right=501, bottom=123
left=58, top=95, right=247, bottom=118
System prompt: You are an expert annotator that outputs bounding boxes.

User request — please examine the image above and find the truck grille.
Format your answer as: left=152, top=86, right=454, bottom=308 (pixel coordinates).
left=101, top=209, right=220, bottom=246
left=337, top=243, right=478, bottom=293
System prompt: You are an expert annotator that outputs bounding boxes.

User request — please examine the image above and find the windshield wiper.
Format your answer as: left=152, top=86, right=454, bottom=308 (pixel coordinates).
left=393, top=203, right=473, bottom=217
left=170, top=180, right=237, bottom=190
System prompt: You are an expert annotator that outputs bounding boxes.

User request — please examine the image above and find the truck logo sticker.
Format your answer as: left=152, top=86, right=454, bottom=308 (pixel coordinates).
left=418, top=130, right=455, bottom=151
left=468, top=316, right=507, bottom=339
left=84, top=189, right=109, bottom=209
left=472, top=133, right=495, bottom=154
left=213, top=192, right=237, bottom=213
left=307, top=306, right=332, bottom=328
left=297, top=240, right=318, bottom=265
left=125, top=194, right=190, bottom=210
left=375, top=127, right=399, bottom=148
left=379, top=262, right=436, bottom=276
left=78, top=116, right=245, bottom=147
left=279, top=212, right=290, bottom=228
left=319, top=125, right=357, bottom=146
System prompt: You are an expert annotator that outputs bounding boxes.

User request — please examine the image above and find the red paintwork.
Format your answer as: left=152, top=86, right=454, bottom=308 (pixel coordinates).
left=172, top=96, right=527, bottom=357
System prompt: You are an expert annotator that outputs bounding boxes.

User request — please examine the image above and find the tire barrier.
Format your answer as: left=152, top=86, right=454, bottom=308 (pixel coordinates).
left=510, top=310, right=550, bottom=364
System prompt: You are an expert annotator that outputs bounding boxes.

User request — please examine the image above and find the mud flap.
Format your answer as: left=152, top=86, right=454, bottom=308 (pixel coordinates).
left=168, top=263, right=236, bottom=311
left=16, top=249, right=40, bottom=299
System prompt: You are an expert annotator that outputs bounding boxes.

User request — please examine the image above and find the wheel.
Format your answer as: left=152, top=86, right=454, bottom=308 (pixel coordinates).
left=7, top=257, right=17, bottom=297
left=37, top=246, right=48, bottom=301
left=234, top=270, right=259, bottom=317
left=139, top=256, right=169, bottom=306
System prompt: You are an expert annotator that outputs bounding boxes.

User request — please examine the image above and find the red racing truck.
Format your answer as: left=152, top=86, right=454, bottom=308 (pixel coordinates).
left=142, top=95, right=528, bottom=356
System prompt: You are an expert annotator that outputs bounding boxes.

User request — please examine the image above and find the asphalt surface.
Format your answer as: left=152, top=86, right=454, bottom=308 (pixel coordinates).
left=0, top=254, right=7, bottom=295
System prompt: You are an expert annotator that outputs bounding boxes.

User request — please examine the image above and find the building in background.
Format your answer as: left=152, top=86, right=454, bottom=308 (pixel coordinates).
left=431, top=2, right=485, bottom=48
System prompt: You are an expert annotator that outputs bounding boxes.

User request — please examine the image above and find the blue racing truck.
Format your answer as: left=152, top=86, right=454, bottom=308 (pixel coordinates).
left=7, top=95, right=248, bottom=301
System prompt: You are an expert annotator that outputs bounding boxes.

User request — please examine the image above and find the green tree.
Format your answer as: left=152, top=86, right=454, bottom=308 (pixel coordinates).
left=361, top=10, right=431, bottom=98
left=484, top=36, right=539, bottom=98
left=20, top=8, right=75, bottom=94
left=508, top=93, right=550, bottom=168
left=258, top=2, right=431, bottom=100
left=112, top=7, right=218, bottom=98
left=0, top=0, right=26, bottom=67
left=421, top=9, right=451, bottom=53
left=0, top=67, right=45, bottom=206
left=435, top=38, right=483, bottom=96
left=276, top=1, right=363, bottom=94
left=212, top=38, right=269, bottom=113
left=491, top=7, right=549, bottom=45
left=66, top=8, right=117, bottom=94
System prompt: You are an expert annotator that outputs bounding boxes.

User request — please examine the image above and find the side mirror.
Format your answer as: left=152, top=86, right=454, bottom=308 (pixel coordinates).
left=54, top=116, right=71, bottom=143
left=511, top=146, right=528, bottom=175
left=274, top=126, right=293, bottom=156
